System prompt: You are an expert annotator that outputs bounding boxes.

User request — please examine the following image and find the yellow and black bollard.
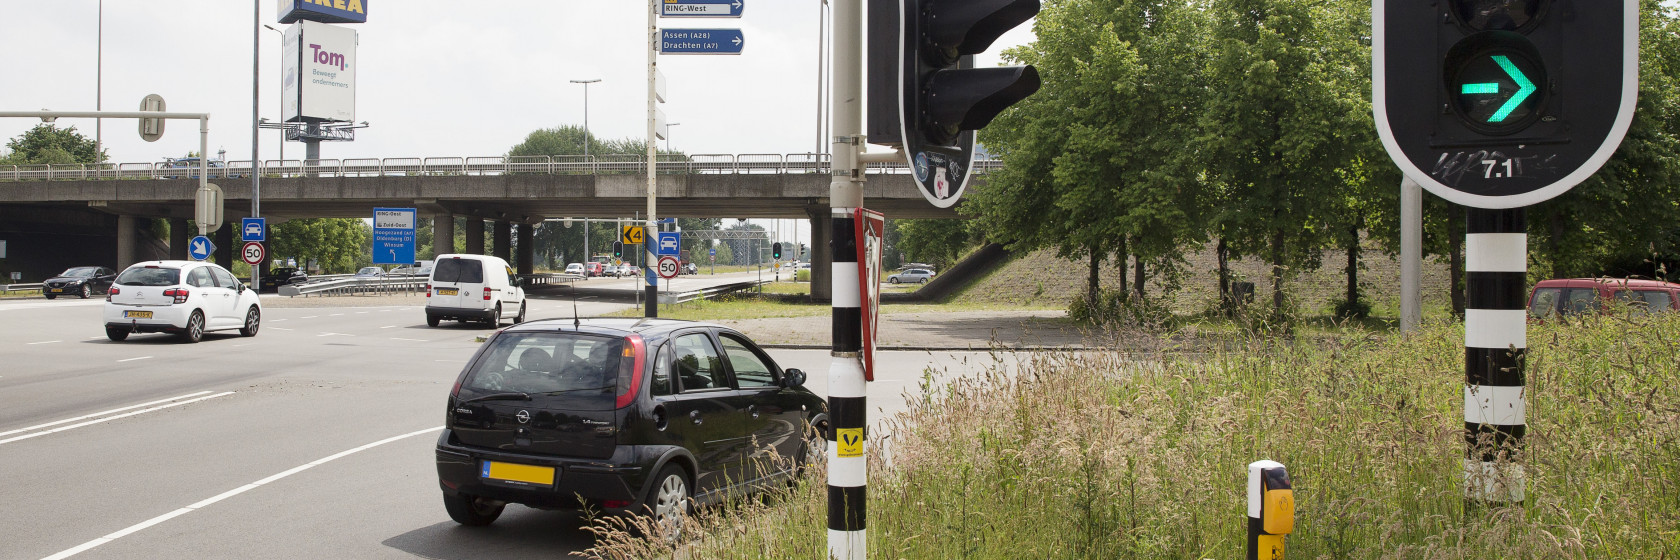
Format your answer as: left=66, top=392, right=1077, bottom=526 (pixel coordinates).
left=1247, top=460, right=1293, bottom=560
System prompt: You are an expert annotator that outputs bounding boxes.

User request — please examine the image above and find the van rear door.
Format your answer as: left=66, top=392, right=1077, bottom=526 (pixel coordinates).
left=431, top=257, right=485, bottom=310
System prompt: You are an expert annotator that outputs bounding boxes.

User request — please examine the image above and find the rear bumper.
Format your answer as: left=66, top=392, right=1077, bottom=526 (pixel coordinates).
left=435, top=430, right=662, bottom=513
left=425, top=305, right=495, bottom=321
left=103, top=304, right=191, bottom=331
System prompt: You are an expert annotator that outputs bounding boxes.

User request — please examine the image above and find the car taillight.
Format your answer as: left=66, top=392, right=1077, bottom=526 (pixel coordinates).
left=424, top=283, right=431, bottom=298
left=483, top=287, right=492, bottom=301
left=107, top=286, right=119, bottom=302
left=614, top=334, right=647, bottom=409
left=162, top=288, right=189, bottom=304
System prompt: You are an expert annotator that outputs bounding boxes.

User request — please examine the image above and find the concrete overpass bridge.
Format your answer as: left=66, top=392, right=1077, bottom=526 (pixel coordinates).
left=0, top=154, right=990, bottom=298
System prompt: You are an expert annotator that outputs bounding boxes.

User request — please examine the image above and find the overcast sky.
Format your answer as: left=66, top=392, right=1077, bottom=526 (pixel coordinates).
left=0, top=1, right=1035, bottom=165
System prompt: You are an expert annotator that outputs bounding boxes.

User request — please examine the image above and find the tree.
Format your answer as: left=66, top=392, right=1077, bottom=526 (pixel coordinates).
left=896, top=219, right=972, bottom=270
left=268, top=218, right=371, bottom=273
left=1, top=124, right=106, bottom=165
left=1198, top=0, right=1372, bottom=314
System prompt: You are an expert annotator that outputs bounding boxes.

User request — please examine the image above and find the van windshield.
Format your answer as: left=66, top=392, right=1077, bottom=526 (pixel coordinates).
left=463, top=333, right=625, bottom=397
left=433, top=258, right=483, bottom=283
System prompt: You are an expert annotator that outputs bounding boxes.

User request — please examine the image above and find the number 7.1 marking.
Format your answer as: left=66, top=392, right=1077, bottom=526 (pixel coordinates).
left=1481, top=159, right=1515, bottom=179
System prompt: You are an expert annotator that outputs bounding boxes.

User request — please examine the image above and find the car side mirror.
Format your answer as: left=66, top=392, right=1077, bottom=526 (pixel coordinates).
left=782, top=368, right=807, bottom=388
left=514, top=277, right=527, bottom=288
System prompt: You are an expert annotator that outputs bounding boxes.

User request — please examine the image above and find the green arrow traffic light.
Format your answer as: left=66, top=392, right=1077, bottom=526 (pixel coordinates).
left=1459, top=55, right=1537, bottom=123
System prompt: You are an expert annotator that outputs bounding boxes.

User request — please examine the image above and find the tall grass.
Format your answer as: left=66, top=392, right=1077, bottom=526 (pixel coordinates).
left=579, top=310, right=1680, bottom=558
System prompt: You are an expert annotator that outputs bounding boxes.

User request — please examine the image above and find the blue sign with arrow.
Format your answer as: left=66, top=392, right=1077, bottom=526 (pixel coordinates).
left=660, top=28, right=744, bottom=55
left=371, top=207, right=417, bottom=266
left=188, top=236, right=215, bottom=261
left=660, top=0, right=743, bottom=18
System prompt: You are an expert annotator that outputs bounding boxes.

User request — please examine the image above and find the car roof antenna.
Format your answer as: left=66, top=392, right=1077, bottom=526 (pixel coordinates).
left=571, top=286, right=581, bottom=330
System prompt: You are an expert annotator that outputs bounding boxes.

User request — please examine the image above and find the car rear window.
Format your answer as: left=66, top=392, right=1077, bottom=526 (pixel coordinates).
left=463, top=333, right=626, bottom=397
left=63, top=267, right=100, bottom=277
left=433, top=258, right=483, bottom=283
left=116, top=267, right=181, bottom=287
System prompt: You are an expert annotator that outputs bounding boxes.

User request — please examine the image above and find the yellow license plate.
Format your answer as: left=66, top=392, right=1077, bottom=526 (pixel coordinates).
left=436, top=288, right=458, bottom=296
left=124, top=311, right=154, bottom=319
left=481, top=461, right=555, bottom=486
left=50, top=288, right=63, bottom=293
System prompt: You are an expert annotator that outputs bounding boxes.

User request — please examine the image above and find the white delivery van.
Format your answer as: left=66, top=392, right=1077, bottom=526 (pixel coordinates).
left=425, top=254, right=527, bottom=327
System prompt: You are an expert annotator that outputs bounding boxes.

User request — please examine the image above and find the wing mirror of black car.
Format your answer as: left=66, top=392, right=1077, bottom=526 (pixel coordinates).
left=782, top=368, right=807, bottom=389
left=514, top=277, right=527, bottom=288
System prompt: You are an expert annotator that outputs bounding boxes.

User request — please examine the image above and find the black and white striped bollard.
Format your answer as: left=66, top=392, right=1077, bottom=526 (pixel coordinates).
left=1463, top=207, right=1526, bottom=504
left=1247, top=460, right=1293, bottom=560
left=827, top=209, right=866, bottom=559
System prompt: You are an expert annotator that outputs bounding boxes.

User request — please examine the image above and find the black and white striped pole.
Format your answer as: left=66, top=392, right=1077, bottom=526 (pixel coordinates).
left=1246, top=460, right=1293, bottom=560
left=827, top=0, right=867, bottom=557
left=1463, top=208, right=1527, bottom=503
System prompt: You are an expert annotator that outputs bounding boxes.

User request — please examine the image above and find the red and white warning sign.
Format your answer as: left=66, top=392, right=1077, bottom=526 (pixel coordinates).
left=241, top=242, right=266, bottom=265
left=855, top=209, right=885, bottom=381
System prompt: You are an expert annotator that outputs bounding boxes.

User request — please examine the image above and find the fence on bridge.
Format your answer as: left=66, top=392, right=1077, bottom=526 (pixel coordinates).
left=0, top=154, right=1006, bottom=182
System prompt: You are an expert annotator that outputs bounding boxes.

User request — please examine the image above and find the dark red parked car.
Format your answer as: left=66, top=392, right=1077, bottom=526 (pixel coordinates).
left=1527, top=278, right=1680, bottom=319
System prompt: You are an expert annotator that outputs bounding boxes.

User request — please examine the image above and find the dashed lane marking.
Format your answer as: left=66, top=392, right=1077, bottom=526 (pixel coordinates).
left=116, top=356, right=153, bottom=363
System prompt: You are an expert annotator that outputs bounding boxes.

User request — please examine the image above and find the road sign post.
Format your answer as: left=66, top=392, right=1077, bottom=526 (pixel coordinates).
left=1375, top=0, right=1639, bottom=507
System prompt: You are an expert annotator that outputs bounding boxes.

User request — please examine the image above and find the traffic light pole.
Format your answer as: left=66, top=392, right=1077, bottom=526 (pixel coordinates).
left=827, top=0, right=867, bottom=557
left=644, top=0, right=660, bottom=318
left=1463, top=208, right=1527, bottom=505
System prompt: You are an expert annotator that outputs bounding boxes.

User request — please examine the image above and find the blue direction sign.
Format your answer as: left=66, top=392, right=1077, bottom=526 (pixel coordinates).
left=188, top=236, right=215, bottom=261
left=660, top=29, right=744, bottom=55
left=657, top=232, right=681, bottom=256
left=242, top=217, right=266, bottom=242
left=372, top=208, right=417, bottom=266
left=661, top=0, right=744, bottom=18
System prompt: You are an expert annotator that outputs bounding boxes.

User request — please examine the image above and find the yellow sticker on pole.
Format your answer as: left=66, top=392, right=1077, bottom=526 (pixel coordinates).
left=836, top=428, right=863, bottom=458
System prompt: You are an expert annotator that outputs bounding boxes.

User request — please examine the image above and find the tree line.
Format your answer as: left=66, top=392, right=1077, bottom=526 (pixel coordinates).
left=962, top=0, right=1680, bottom=318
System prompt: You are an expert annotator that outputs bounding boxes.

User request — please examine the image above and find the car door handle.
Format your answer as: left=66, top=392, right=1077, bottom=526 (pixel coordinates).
left=690, top=410, right=703, bottom=425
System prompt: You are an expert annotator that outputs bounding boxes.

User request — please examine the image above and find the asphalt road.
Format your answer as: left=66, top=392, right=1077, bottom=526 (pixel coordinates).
left=0, top=293, right=1004, bottom=560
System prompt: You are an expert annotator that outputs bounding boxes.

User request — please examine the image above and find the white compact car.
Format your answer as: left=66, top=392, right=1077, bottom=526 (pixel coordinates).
left=104, top=260, right=263, bottom=343
left=425, top=254, right=527, bottom=328
left=564, top=263, right=586, bottom=276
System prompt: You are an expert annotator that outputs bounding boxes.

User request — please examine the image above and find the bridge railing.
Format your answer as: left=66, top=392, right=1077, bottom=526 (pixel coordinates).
left=0, top=154, right=1003, bottom=182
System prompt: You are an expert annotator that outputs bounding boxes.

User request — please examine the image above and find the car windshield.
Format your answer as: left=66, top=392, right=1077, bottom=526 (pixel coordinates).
left=116, top=267, right=181, bottom=287
left=60, top=267, right=100, bottom=277
left=463, top=332, right=626, bottom=396
left=433, top=258, right=483, bottom=283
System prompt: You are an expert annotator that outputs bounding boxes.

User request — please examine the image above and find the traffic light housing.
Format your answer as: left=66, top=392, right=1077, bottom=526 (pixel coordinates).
left=613, top=241, right=623, bottom=259
left=1375, top=0, right=1638, bottom=209
left=868, top=0, right=1042, bottom=208
left=772, top=242, right=783, bottom=260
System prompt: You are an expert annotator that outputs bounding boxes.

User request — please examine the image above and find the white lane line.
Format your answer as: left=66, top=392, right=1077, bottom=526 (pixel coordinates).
left=27, top=340, right=61, bottom=345
left=299, top=316, right=317, bottom=319
left=231, top=343, right=252, bottom=348
left=329, top=313, right=344, bottom=317
left=116, top=356, right=153, bottom=363
left=317, top=332, right=353, bottom=337
left=272, top=318, right=287, bottom=322
left=0, top=391, right=214, bottom=438
left=0, top=392, right=234, bottom=446
left=379, top=325, right=397, bottom=329
left=38, top=426, right=444, bottom=560
left=87, top=336, right=105, bottom=340
left=269, top=327, right=293, bottom=331
left=390, top=337, right=428, bottom=342
left=355, top=311, right=368, bottom=314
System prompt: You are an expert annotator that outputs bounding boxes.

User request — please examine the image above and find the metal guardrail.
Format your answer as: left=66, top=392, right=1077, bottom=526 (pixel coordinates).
left=658, top=280, right=768, bottom=305
left=0, top=154, right=1006, bottom=182
left=2, top=283, right=43, bottom=293
left=278, top=275, right=427, bottom=297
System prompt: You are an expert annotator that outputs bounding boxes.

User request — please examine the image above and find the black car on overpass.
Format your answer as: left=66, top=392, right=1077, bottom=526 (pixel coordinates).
left=435, top=317, right=828, bottom=529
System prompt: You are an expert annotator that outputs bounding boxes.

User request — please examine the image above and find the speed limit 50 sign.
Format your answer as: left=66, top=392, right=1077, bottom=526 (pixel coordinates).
left=657, top=256, right=680, bottom=280
left=241, top=242, right=266, bottom=265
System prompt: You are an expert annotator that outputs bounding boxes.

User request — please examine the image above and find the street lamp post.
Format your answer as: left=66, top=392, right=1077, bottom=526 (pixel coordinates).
left=569, top=78, right=601, bottom=157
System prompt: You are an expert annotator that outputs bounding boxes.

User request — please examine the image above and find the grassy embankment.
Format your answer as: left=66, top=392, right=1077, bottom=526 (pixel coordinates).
left=578, top=309, right=1680, bottom=558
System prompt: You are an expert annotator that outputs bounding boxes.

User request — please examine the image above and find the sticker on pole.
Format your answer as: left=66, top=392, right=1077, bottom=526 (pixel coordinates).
left=657, top=256, right=681, bottom=279
left=836, top=428, right=863, bottom=458
left=242, top=242, right=266, bottom=265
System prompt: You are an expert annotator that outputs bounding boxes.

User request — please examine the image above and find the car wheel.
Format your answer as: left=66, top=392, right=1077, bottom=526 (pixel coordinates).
left=239, top=306, right=260, bottom=337
left=889, top=277, right=900, bottom=284
left=426, top=314, right=440, bottom=327
left=514, top=302, right=526, bottom=324
left=180, top=310, right=205, bottom=343
left=643, top=464, right=691, bottom=540
left=442, top=492, right=504, bottom=527
left=795, top=419, right=829, bottom=480
left=920, top=278, right=929, bottom=284
left=488, top=304, right=502, bottom=328
left=106, top=327, right=129, bottom=342
left=79, top=285, right=92, bottom=299
left=45, top=293, right=57, bottom=300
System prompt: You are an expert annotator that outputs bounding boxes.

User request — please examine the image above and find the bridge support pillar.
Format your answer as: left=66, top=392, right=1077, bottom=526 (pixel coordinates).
left=117, top=215, right=138, bottom=270
left=493, top=220, right=512, bottom=261
left=517, top=223, right=535, bottom=275
left=433, top=214, right=455, bottom=257
left=464, top=218, right=485, bottom=255
left=808, top=208, right=832, bottom=301
left=169, top=218, right=189, bottom=261
left=214, top=225, right=234, bottom=268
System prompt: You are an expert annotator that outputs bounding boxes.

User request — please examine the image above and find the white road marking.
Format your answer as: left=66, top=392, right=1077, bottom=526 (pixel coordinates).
left=390, top=337, right=428, bottom=342
left=27, top=340, right=61, bottom=345
left=116, top=356, right=153, bottom=363
left=317, top=332, right=353, bottom=337
left=379, top=325, right=397, bottom=329
left=272, top=318, right=287, bottom=322
left=299, top=316, right=317, bottom=319
left=0, top=392, right=233, bottom=445
left=355, top=311, right=368, bottom=314
left=231, top=343, right=252, bottom=348
left=38, top=426, right=445, bottom=560
left=269, top=327, right=293, bottom=331
left=87, top=336, right=105, bottom=340
left=329, top=313, right=344, bottom=317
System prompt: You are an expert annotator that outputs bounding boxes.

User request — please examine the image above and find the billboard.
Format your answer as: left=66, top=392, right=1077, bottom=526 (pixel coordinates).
left=278, top=0, right=368, bottom=24
left=282, top=20, right=358, bottom=123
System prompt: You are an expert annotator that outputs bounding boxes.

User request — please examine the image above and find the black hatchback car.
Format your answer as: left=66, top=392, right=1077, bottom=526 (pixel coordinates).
left=43, top=266, right=117, bottom=299
left=435, top=317, right=828, bottom=527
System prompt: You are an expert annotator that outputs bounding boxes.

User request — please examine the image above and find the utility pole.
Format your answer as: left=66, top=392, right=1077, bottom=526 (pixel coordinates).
left=644, top=0, right=660, bottom=318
